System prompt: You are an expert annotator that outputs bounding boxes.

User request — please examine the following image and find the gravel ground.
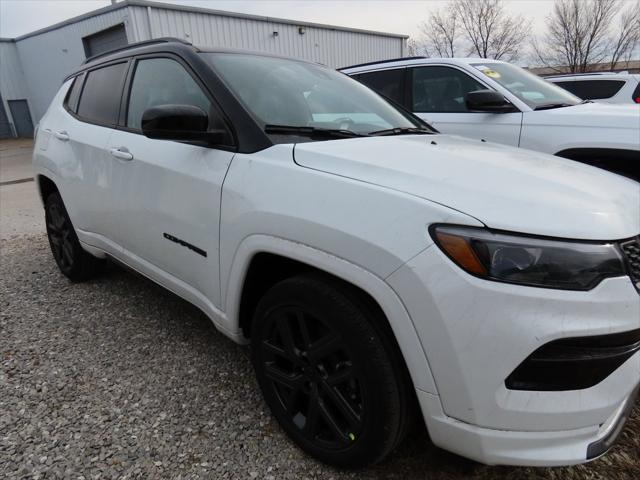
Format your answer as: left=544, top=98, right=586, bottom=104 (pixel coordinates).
left=1, top=234, right=638, bottom=480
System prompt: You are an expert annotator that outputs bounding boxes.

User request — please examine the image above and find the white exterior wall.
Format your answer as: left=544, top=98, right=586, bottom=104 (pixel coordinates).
left=1, top=1, right=406, bottom=126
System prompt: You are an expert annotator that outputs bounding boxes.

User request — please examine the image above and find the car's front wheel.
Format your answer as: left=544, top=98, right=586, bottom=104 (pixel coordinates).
left=251, top=273, right=412, bottom=468
left=45, top=192, right=103, bottom=282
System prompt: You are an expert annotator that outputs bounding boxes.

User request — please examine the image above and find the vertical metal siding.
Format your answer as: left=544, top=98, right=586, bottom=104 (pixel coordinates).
left=0, top=41, right=29, bottom=99
left=140, top=6, right=404, bottom=68
left=0, top=41, right=31, bottom=135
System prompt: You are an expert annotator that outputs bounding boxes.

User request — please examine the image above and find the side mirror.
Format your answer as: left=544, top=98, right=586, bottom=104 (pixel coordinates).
left=465, top=90, right=515, bottom=113
left=141, top=104, right=228, bottom=144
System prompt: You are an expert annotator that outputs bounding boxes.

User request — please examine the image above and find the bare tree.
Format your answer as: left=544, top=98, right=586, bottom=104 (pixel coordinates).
left=406, top=37, right=430, bottom=57
left=535, top=0, right=625, bottom=73
left=417, top=8, right=459, bottom=57
left=608, top=6, right=640, bottom=70
left=454, top=0, right=531, bottom=61
left=415, top=0, right=530, bottom=61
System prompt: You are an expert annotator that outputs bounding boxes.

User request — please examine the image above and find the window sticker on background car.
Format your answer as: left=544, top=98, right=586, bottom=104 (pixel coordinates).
left=474, top=65, right=502, bottom=79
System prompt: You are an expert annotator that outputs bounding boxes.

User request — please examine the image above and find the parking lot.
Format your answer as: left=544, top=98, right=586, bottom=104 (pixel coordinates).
left=1, top=139, right=638, bottom=479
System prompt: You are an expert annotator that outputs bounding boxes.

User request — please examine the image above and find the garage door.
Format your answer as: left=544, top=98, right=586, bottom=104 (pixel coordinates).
left=8, top=100, right=34, bottom=138
left=83, top=24, right=128, bottom=58
left=0, top=95, right=12, bottom=138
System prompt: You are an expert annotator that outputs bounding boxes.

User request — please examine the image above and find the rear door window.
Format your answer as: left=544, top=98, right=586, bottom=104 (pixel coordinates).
left=77, top=62, right=127, bottom=125
left=354, top=68, right=405, bottom=105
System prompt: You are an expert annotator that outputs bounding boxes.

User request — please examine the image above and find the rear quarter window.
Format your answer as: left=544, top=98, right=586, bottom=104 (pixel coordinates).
left=555, top=79, right=626, bottom=100
left=64, top=74, right=84, bottom=113
left=76, top=62, right=128, bottom=125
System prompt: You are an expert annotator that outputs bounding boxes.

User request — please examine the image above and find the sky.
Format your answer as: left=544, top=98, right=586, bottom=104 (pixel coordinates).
left=0, top=0, right=563, bottom=39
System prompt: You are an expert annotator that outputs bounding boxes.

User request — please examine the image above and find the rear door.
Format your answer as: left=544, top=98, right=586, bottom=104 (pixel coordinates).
left=408, top=65, right=523, bottom=146
left=66, top=61, right=129, bottom=240
left=106, top=55, right=235, bottom=307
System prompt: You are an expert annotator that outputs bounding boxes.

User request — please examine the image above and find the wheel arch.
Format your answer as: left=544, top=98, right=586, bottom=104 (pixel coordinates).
left=223, top=234, right=439, bottom=395
left=36, top=174, right=59, bottom=206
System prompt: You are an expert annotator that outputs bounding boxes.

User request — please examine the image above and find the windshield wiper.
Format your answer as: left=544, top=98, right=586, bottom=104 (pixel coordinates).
left=264, top=124, right=366, bottom=138
left=534, top=103, right=574, bottom=111
left=369, top=127, right=433, bottom=136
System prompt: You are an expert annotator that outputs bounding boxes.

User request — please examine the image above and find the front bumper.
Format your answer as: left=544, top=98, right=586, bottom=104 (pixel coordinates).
left=415, top=384, right=638, bottom=466
left=387, top=244, right=640, bottom=465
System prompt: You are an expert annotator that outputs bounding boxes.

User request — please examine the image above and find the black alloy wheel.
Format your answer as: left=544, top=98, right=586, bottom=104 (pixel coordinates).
left=251, top=274, right=412, bottom=468
left=260, top=305, right=365, bottom=449
left=46, top=198, right=74, bottom=272
left=45, top=192, right=103, bottom=281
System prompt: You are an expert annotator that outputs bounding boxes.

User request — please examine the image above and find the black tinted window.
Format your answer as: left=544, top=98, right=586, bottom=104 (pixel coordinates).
left=77, top=62, right=127, bottom=125
left=355, top=69, right=405, bottom=105
left=412, top=66, right=485, bottom=112
left=554, top=80, right=625, bottom=99
left=64, top=75, right=84, bottom=113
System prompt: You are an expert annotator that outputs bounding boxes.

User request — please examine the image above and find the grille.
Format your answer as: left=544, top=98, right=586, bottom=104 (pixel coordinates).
left=621, top=237, right=640, bottom=291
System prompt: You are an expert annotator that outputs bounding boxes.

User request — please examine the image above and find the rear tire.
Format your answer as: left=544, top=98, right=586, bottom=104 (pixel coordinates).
left=45, top=192, right=103, bottom=282
left=251, top=273, right=411, bottom=468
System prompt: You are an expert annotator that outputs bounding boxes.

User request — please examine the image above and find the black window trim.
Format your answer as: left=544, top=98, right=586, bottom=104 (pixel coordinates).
left=406, top=63, right=520, bottom=114
left=118, top=52, right=238, bottom=152
left=70, top=58, right=131, bottom=130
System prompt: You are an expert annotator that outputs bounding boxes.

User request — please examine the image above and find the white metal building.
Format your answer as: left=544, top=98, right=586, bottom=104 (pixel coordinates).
left=0, top=0, right=408, bottom=138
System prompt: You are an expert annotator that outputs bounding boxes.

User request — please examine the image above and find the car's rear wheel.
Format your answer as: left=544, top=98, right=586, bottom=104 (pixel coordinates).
left=251, top=273, right=411, bottom=468
left=45, top=192, right=103, bottom=281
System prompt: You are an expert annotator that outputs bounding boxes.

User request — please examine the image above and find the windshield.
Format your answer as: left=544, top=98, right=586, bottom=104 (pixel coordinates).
left=470, top=62, right=581, bottom=109
left=206, top=53, right=422, bottom=136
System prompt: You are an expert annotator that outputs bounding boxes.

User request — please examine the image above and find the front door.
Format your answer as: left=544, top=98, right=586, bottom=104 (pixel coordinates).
left=409, top=65, right=523, bottom=147
left=107, top=56, right=235, bottom=307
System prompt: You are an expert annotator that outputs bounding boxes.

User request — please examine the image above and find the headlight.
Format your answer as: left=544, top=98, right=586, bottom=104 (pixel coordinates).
left=430, top=225, right=626, bottom=290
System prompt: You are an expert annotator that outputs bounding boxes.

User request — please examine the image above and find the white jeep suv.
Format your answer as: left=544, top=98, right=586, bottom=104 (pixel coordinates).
left=341, top=58, right=640, bottom=181
left=34, top=39, right=640, bottom=468
left=546, top=72, right=640, bottom=105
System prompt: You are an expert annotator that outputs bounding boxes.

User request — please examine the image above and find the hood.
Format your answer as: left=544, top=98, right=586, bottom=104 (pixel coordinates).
left=530, top=102, right=640, bottom=130
left=294, top=135, right=640, bottom=240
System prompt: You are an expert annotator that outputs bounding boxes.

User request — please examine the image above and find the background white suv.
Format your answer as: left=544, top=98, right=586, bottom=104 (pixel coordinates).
left=34, top=40, right=640, bottom=469
left=546, top=72, right=640, bottom=104
left=342, top=58, right=639, bottom=181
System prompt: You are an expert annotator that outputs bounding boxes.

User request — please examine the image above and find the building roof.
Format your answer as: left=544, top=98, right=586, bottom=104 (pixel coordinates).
left=11, top=0, right=408, bottom=42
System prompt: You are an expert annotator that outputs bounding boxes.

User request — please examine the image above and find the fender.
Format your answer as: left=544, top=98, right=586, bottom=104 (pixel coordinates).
left=222, top=233, right=439, bottom=394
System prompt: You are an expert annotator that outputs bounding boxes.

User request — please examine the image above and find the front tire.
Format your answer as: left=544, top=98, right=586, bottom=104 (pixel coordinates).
left=45, top=192, right=103, bottom=282
left=251, top=273, right=411, bottom=468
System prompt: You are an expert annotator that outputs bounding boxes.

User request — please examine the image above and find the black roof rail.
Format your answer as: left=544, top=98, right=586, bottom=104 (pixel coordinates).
left=338, top=56, right=427, bottom=71
left=83, top=37, right=193, bottom=64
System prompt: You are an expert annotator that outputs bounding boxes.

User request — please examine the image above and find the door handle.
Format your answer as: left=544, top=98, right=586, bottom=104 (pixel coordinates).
left=109, top=147, right=134, bottom=161
left=54, top=130, right=69, bottom=141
